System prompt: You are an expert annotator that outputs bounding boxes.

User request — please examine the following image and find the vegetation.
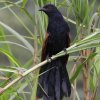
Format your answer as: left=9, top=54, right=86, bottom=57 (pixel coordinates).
left=0, top=0, right=100, bottom=100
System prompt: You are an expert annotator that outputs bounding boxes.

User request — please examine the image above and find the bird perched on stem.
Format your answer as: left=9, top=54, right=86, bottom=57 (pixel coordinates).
left=37, top=4, right=71, bottom=100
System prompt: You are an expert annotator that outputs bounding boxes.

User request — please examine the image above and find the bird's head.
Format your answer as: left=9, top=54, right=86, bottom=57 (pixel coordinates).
left=39, top=4, right=60, bottom=17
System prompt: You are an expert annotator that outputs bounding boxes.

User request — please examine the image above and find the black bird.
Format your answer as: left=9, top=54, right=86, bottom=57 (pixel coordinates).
left=37, top=4, right=71, bottom=100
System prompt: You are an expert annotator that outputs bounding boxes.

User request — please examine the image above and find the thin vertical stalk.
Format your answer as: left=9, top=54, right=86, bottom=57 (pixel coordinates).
left=70, top=59, right=80, bottom=100
left=72, top=64, right=77, bottom=100
left=80, top=32, right=91, bottom=100
left=31, top=4, right=39, bottom=100
left=77, top=21, right=91, bottom=100
left=81, top=50, right=90, bottom=100
left=33, top=29, right=38, bottom=65
left=90, top=13, right=100, bottom=100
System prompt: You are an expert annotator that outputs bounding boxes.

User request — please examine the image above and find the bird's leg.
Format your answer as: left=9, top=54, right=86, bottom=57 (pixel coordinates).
left=63, top=48, right=67, bottom=55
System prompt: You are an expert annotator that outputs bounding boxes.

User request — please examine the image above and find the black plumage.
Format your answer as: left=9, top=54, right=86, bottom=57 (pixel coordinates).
left=37, top=4, right=71, bottom=100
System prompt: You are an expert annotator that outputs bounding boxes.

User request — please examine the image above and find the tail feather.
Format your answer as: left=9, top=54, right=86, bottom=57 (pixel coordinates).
left=43, top=95, right=55, bottom=100
left=55, top=67, right=62, bottom=100
left=61, top=66, right=71, bottom=97
left=36, top=60, right=71, bottom=100
left=37, top=65, right=48, bottom=97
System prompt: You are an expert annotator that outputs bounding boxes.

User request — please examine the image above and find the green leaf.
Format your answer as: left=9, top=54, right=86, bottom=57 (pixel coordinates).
left=70, top=53, right=97, bottom=83
left=22, top=0, right=28, bottom=8
left=0, top=48, right=21, bottom=67
left=0, top=21, right=34, bottom=54
left=0, top=0, right=23, bottom=11
left=0, top=26, right=17, bottom=68
left=93, top=47, right=100, bottom=85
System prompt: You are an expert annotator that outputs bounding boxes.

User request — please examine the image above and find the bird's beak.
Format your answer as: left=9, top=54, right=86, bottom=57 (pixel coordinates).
left=38, top=7, right=46, bottom=12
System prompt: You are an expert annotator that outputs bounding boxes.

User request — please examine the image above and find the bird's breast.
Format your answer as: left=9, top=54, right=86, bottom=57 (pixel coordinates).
left=47, top=17, right=70, bottom=56
left=47, top=32, right=68, bottom=56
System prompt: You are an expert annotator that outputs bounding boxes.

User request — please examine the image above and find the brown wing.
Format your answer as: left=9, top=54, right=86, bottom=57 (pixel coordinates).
left=41, top=32, right=49, bottom=62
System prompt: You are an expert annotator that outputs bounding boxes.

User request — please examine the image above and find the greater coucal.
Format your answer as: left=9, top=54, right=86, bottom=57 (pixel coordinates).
left=37, top=4, right=71, bottom=100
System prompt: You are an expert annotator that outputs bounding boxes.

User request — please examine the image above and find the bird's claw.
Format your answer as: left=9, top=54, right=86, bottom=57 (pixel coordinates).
left=47, top=56, right=52, bottom=63
left=63, top=48, right=67, bottom=55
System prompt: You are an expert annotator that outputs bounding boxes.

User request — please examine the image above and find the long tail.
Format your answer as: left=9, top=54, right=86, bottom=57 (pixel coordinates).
left=36, top=60, right=71, bottom=100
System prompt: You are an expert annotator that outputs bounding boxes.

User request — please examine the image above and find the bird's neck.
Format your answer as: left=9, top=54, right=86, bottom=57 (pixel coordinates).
left=48, top=13, right=63, bottom=22
left=47, top=14, right=66, bottom=34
